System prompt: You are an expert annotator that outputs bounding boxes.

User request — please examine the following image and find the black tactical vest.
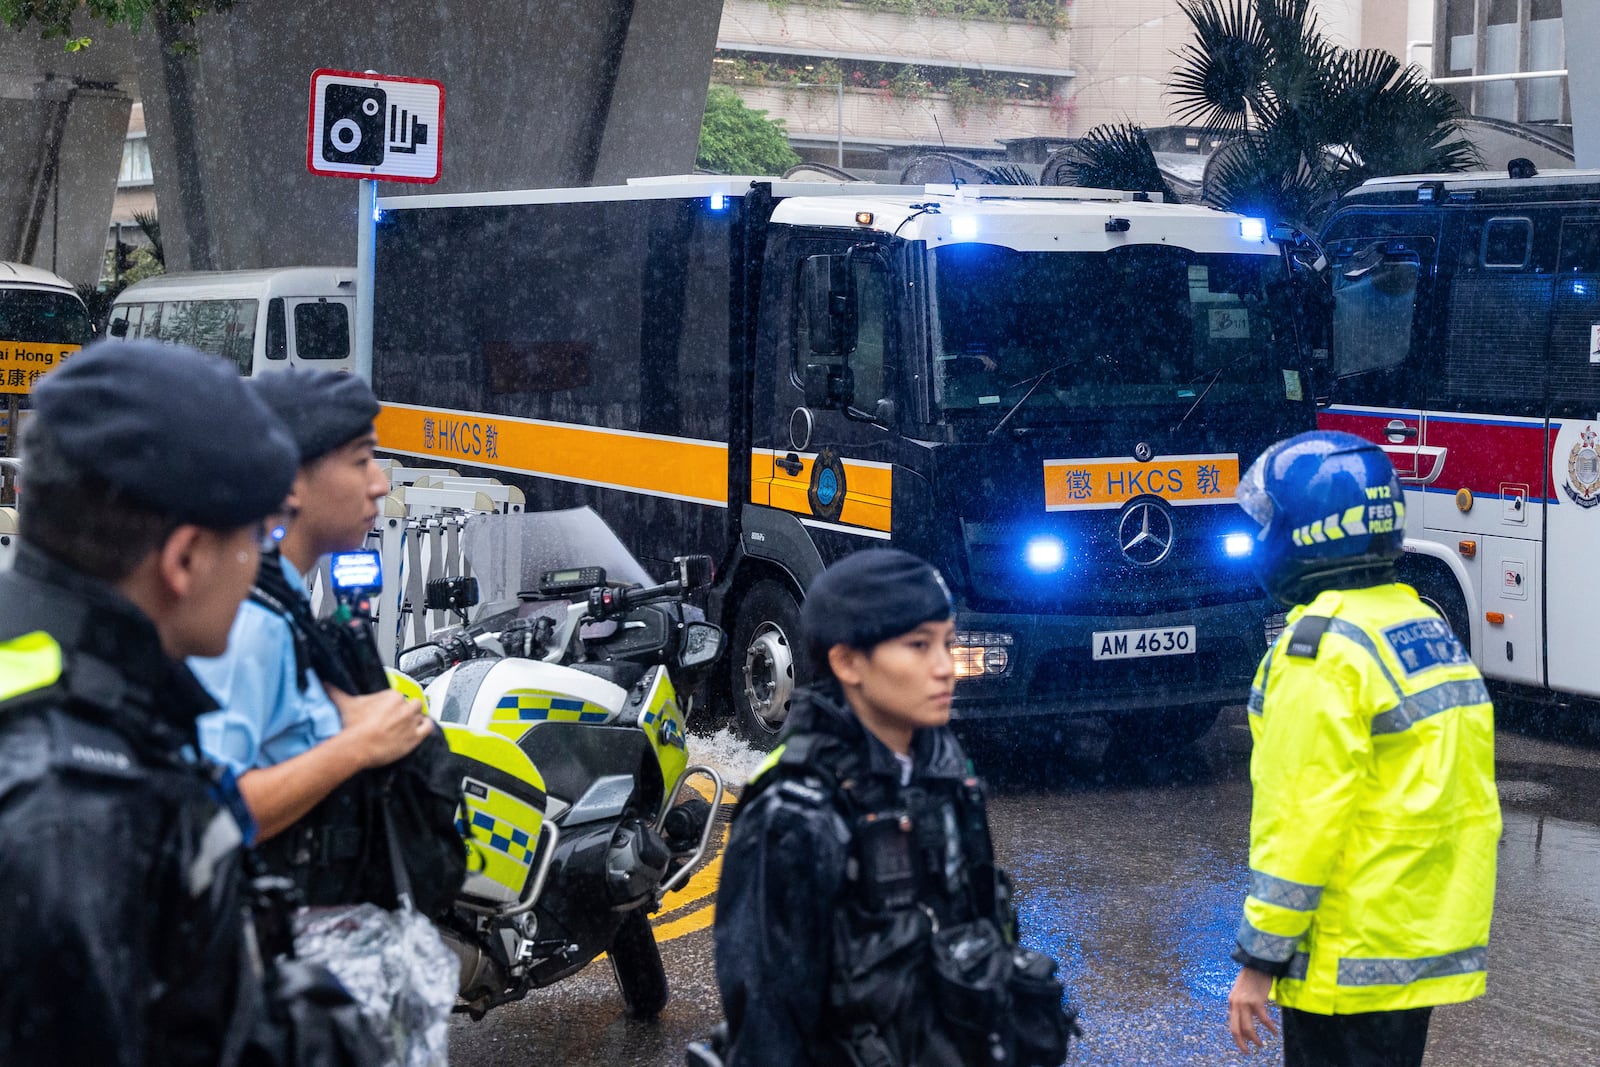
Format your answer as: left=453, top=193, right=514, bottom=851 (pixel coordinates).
left=740, top=731, right=1074, bottom=1067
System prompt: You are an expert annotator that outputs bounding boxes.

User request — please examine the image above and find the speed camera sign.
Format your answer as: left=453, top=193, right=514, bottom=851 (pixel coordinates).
left=308, top=68, right=443, bottom=183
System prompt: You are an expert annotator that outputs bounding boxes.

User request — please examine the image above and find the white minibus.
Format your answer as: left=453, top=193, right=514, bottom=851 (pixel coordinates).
left=109, top=266, right=355, bottom=375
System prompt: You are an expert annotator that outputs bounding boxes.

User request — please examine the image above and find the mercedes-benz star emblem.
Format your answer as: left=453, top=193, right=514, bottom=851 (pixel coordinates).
left=1133, top=441, right=1154, bottom=462
left=1118, top=500, right=1175, bottom=566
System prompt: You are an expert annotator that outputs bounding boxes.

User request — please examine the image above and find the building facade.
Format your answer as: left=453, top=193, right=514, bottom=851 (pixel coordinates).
left=714, top=0, right=1430, bottom=171
left=1434, top=0, right=1566, bottom=125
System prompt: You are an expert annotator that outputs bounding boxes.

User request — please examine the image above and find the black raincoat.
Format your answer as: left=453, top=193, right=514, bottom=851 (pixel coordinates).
left=0, top=544, right=255, bottom=1066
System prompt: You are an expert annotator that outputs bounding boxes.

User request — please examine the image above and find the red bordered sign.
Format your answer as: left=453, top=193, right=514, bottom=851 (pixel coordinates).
left=307, top=67, right=443, bottom=183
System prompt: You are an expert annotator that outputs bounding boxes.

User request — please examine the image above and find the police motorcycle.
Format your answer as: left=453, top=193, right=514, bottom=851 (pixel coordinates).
left=394, top=507, right=727, bottom=1020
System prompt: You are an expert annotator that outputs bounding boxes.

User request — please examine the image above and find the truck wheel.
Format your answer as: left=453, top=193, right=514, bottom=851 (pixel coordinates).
left=609, top=908, right=669, bottom=1019
left=730, top=580, right=806, bottom=748
left=1418, top=582, right=1472, bottom=656
left=1106, top=703, right=1221, bottom=753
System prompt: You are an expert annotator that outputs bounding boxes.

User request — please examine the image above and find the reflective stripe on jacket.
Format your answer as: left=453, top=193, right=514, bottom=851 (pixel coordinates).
left=1239, top=582, right=1501, bottom=1014
left=0, top=630, right=64, bottom=702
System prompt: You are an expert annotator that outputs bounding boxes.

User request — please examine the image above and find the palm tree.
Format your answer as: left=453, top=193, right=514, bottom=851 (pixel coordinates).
left=1059, top=0, right=1477, bottom=228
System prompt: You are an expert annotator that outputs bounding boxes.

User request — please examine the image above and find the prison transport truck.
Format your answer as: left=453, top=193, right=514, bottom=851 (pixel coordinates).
left=1318, top=168, right=1600, bottom=710
left=366, top=177, right=1313, bottom=747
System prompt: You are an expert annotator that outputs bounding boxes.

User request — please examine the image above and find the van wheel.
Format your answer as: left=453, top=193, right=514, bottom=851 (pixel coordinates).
left=730, top=581, right=806, bottom=749
left=1400, top=558, right=1472, bottom=655
left=1418, top=582, right=1472, bottom=656
left=609, top=908, right=669, bottom=1019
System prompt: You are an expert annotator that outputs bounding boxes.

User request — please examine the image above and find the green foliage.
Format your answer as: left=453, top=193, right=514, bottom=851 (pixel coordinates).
left=132, top=209, right=164, bottom=269
left=1050, top=124, right=1176, bottom=201
left=0, top=0, right=235, bottom=45
left=765, top=0, right=1068, bottom=33
left=1165, top=0, right=1476, bottom=226
left=697, top=86, right=803, bottom=176
left=711, top=50, right=1054, bottom=122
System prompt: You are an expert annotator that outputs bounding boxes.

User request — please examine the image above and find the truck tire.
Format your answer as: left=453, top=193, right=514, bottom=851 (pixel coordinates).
left=730, top=580, right=806, bottom=748
left=609, top=908, right=669, bottom=1019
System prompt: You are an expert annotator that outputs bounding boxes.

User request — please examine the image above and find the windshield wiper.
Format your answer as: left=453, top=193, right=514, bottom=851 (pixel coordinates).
left=1170, top=351, right=1263, bottom=434
left=987, top=361, right=1075, bottom=440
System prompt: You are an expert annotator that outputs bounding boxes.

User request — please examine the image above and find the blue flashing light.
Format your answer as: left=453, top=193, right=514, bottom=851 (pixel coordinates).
left=1223, top=532, right=1254, bottom=558
left=710, top=192, right=726, bottom=211
left=1025, top=535, right=1067, bottom=573
left=1573, top=279, right=1589, bottom=296
left=1240, top=217, right=1266, bottom=242
left=950, top=215, right=979, bottom=240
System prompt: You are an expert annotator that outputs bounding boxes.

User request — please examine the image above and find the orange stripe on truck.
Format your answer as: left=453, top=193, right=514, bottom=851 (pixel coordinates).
left=376, top=403, right=729, bottom=505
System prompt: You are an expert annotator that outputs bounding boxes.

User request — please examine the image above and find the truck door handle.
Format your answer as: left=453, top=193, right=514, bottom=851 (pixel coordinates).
left=1385, top=419, right=1419, bottom=440
left=777, top=453, right=804, bottom=476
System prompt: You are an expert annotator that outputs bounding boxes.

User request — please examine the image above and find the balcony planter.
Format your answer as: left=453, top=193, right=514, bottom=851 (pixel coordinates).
left=730, top=83, right=1070, bottom=149
left=718, top=0, right=1072, bottom=76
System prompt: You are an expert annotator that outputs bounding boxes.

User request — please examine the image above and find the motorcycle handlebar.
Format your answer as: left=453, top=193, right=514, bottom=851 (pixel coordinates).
left=588, top=579, right=685, bottom=619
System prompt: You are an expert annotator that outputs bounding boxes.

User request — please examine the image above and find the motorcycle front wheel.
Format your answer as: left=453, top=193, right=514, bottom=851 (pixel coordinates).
left=609, top=907, right=669, bottom=1019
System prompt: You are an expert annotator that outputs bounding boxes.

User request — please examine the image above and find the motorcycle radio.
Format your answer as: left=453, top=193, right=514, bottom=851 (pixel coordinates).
left=539, top=566, right=605, bottom=595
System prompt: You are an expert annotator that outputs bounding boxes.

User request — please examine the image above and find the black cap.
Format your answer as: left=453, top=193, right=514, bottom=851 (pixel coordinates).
left=30, top=339, right=297, bottom=528
left=802, top=549, right=955, bottom=652
left=250, top=368, right=381, bottom=464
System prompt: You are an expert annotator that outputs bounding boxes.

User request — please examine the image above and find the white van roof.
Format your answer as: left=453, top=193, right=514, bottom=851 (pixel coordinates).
left=0, top=262, right=78, bottom=293
left=115, top=266, right=356, bottom=301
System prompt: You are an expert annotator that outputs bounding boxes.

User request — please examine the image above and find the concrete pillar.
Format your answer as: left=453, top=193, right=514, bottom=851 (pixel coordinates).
left=1568, top=3, right=1600, bottom=168
left=132, top=0, right=724, bottom=271
left=0, top=31, right=137, bottom=286
left=591, top=0, right=725, bottom=184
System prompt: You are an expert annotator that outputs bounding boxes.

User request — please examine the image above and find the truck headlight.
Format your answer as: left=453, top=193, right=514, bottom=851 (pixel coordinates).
left=1264, top=611, right=1289, bottom=646
left=953, top=631, right=1013, bottom=678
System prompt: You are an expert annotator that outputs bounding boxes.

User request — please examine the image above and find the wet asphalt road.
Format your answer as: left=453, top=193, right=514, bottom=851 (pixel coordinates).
left=448, top=701, right=1600, bottom=1066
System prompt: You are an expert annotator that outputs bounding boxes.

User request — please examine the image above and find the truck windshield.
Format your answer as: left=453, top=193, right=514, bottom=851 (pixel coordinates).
left=928, top=244, right=1299, bottom=429
left=0, top=289, right=91, bottom=346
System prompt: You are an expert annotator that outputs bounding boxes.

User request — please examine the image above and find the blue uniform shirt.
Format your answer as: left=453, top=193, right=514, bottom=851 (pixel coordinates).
left=191, top=555, right=344, bottom=775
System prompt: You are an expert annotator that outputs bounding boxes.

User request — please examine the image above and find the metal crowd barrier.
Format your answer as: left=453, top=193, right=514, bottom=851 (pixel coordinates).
left=306, top=461, right=525, bottom=665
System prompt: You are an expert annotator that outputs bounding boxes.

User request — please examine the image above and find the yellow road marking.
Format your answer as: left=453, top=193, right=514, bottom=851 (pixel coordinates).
left=653, top=903, right=716, bottom=942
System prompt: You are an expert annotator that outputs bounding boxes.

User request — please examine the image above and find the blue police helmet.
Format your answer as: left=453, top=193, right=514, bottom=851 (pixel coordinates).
left=1238, top=430, right=1405, bottom=606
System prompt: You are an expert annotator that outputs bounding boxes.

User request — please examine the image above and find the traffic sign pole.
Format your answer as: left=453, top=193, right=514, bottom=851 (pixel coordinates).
left=355, top=176, right=376, bottom=383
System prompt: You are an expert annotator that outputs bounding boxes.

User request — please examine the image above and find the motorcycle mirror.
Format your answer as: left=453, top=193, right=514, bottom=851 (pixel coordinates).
left=674, top=554, right=715, bottom=591
left=678, top=621, right=726, bottom=671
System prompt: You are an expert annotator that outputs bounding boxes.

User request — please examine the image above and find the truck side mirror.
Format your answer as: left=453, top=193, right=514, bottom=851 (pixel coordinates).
left=108, top=318, right=129, bottom=338
left=803, top=362, right=856, bottom=410
left=801, top=254, right=855, bottom=359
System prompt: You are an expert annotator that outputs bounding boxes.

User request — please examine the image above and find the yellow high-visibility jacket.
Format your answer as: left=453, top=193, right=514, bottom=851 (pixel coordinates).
left=1237, top=582, right=1501, bottom=1014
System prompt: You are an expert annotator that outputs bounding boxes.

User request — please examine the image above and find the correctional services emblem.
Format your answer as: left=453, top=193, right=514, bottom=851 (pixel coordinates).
left=1565, top=425, right=1600, bottom=508
left=808, top=445, right=848, bottom=522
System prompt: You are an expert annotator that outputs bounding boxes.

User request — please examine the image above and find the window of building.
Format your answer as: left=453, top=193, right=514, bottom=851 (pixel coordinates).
left=118, top=136, right=152, bottom=186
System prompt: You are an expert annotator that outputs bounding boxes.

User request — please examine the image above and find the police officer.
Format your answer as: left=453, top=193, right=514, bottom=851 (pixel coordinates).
left=189, top=368, right=450, bottom=911
left=1226, top=431, right=1501, bottom=1066
left=711, top=549, right=1073, bottom=1067
left=0, top=340, right=298, bottom=1064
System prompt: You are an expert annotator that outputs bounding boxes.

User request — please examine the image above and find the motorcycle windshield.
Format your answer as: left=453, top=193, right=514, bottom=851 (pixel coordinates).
left=462, top=507, right=657, bottom=604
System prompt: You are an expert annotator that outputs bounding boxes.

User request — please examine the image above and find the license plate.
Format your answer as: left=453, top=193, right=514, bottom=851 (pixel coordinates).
left=1092, top=626, right=1197, bottom=661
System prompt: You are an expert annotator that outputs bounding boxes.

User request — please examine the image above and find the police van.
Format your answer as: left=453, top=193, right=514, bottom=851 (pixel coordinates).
left=1318, top=168, right=1600, bottom=708
left=109, top=267, right=356, bottom=376
left=366, top=177, right=1315, bottom=746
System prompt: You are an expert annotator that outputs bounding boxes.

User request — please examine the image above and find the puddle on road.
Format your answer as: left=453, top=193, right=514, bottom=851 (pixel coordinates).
left=686, top=725, right=765, bottom=789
